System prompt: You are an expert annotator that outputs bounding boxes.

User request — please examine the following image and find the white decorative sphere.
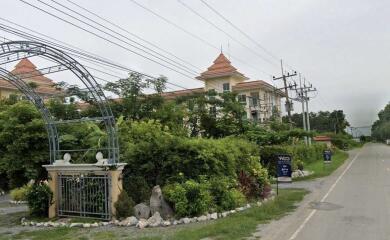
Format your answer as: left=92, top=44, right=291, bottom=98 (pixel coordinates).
left=63, top=153, right=71, bottom=162
left=96, top=152, right=104, bottom=161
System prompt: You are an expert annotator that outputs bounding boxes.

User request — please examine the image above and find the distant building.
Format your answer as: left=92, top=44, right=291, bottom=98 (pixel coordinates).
left=313, top=135, right=332, bottom=148
left=161, top=53, right=285, bottom=123
left=0, top=58, right=60, bottom=99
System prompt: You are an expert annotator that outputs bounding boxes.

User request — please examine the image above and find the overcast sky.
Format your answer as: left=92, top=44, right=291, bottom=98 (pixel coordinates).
left=1, top=0, right=389, bottom=127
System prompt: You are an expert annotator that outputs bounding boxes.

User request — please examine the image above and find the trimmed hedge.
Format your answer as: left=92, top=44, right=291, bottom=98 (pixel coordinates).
left=163, top=178, right=246, bottom=217
left=119, top=120, right=269, bottom=205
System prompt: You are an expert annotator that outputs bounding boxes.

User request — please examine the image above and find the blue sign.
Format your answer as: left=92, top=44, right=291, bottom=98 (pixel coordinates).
left=323, top=150, right=332, bottom=162
left=276, top=154, right=292, bottom=182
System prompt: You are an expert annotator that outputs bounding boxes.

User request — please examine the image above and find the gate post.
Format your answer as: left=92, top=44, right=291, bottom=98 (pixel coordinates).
left=108, top=165, right=126, bottom=217
left=46, top=169, right=59, bottom=218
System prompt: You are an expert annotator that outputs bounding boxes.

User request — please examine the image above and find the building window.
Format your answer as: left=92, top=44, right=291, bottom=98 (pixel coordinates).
left=223, top=83, right=230, bottom=92
left=209, top=106, right=217, bottom=116
left=250, top=92, right=259, bottom=107
left=238, top=94, right=247, bottom=105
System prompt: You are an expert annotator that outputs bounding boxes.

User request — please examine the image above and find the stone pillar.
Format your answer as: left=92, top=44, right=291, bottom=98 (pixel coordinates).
left=109, top=169, right=124, bottom=217
left=47, top=169, right=58, bottom=218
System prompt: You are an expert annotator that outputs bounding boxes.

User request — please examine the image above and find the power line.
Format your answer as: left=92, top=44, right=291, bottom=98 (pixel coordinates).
left=199, top=0, right=296, bottom=72
left=36, top=0, right=198, bottom=77
left=50, top=0, right=201, bottom=76
left=127, top=0, right=274, bottom=79
left=199, top=0, right=278, bottom=61
left=18, top=0, right=231, bottom=92
left=19, top=0, right=197, bottom=80
left=177, top=0, right=279, bottom=70
left=0, top=27, right=182, bottom=92
left=64, top=0, right=202, bottom=72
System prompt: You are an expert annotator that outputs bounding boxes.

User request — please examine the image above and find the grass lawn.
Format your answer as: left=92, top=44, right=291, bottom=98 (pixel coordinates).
left=295, top=150, right=349, bottom=181
left=0, top=188, right=308, bottom=240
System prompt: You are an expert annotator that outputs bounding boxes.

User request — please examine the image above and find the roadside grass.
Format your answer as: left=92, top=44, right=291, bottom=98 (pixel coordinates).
left=168, top=188, right=308, bottom=240
left=0, top=211, right=26, bottom=228
left=0, top=188, right=308, bottom=240
left=295, top=150, right=349, bottom=181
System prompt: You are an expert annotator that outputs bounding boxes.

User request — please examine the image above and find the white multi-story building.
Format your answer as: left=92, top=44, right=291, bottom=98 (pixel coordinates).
left=162, top=53, right=285, bottom=123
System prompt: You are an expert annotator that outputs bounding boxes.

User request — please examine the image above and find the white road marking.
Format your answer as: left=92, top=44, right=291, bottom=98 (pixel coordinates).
left=288, top=150, right=362, bottom=240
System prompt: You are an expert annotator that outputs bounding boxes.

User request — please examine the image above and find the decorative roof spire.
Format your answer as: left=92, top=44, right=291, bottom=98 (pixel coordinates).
left=14, top=58, right=37, bottom=70
left=196, top=52, right=247, bottom=80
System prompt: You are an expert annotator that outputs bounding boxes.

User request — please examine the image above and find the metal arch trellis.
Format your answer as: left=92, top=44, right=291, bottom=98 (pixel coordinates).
left=0, top=41, right=119, bottom=164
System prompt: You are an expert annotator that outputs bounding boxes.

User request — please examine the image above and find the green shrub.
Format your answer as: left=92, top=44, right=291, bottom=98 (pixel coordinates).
left=114, top=190, right=135, bottom=219
left=296, top=160, right=304, bottom=171
left=163, top=180, right=213, bottom=217
left=122, top=174, right=150, bottom=204
left=227, top=188, right=246, bottom=208
left=26, top=183, right=52, bottom=217
left=10, top=185, right=30, bottom=201
left=163, top=183, right=188, bottom=217
left=120, top=120, right=262, bottom=188
left=325, top=133, right=361, bottom=150
left=185, top=180, right=213, bottom=216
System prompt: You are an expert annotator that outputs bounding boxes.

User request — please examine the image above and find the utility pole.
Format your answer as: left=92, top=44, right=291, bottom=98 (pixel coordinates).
left=303, top=79, right=317, bottom=145
left=292, top=76, right=317, bottom=146
left=273, top=60, right=297, bottom=124
left=298, top=74, right=308, bottom=145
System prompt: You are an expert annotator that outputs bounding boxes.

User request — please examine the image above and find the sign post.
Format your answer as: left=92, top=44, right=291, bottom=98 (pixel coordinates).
left=323, top=150, right=332, bottom=164
left=275, top=154, right=292, bottom=195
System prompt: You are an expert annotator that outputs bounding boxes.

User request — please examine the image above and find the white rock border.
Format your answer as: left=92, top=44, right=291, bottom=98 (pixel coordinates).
left=20, top=195, right=276, bottom=229
left=10, top=200, right=27, bottom=204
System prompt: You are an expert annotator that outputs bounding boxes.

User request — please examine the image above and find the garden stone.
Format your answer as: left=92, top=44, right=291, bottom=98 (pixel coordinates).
left=162, top=220, right=171, bottom=226
left=256, top=201, right=262, bottom=207
left=83, top=223, right=91, bottom=228
left=230, top=210, right=236, bottom=214
left=44, top=222, right=49, bottom=227
left=222, top=212, right=228, bottom=218
left=236, top=207, right=244, bottom=212
left=182, top=217, right=191, bottom=224
left=173, top=220, right=179, bottom=225
left=124, top=216, right=138, bottom=226
left=60, top=223, right=67, bottom=227
left=136, top=219, right=149, bottom=229
left=150, top=185, right=174, bottom=219
left=101, top=222, right=109, bottom=226
left=48, top=222, right=56, bottom=227
left=70, top=223, right=83, bottom=228
left=147, top=212, right=163, bottom=227
left=91, top=223, right=99, bottom=227
left=210, top=213, right=218, bottom=220
left=206, top=213, right=211, bottom=220
left=134, top=203, right=151, bottom=219
left=197, top=215, right=207, bottom=222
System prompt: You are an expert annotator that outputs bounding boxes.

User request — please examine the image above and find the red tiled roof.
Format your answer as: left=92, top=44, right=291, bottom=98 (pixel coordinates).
left=0, top=58, right=60, bottom=95
left=313, top=135, right=332, bottom=141
left=160, top=87, right=204, bottom=100
left=196, top=53, right=247, bottom=80
left=233, top=80, right=286, bottom=96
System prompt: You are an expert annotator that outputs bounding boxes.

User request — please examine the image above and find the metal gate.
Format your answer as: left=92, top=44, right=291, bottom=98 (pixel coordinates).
left=57, top=173, right=111, bottom=220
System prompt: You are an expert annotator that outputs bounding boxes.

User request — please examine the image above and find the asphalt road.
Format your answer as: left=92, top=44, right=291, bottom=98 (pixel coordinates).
left=254, top=143, right=390, bottom=240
